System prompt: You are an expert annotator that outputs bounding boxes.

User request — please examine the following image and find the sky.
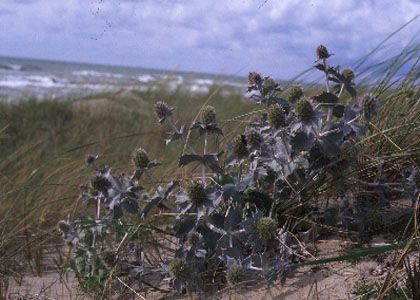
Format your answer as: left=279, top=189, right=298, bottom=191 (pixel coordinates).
left=0, top=0, right=418, bottom=78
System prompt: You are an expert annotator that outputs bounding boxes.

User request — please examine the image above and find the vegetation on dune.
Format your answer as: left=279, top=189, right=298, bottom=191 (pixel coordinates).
left=0, top=26, right=419, bottom=299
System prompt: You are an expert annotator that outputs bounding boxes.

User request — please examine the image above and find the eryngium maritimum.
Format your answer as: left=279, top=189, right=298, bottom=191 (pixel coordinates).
left=296, top=99, right=315, bottom=123
left=316, top=44, right=330, bottom=60
left=154, top=101, right=174, bottom=123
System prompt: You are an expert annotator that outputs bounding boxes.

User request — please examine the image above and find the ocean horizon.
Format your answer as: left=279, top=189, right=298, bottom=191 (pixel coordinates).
left=0, top=56, right=248, bottom=101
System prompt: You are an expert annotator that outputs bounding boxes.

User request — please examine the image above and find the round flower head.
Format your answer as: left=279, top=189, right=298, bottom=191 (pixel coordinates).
left=246, top=129, right=263, bottom=149
left=227, top=265, right=246, bottom=284
left=169, top=258, right=189, bottom=280
left=133, top=147, right=150, bottom=169
left=254, top=217, right=278, bottom=242
left=100, top=250, right=117, bottom=268
left=201, top=105, right=216, bottom=125
left=187, top=231, right=201, bottom=248
left=316, top=44, right=330, bottom=60
left=263, top=77, right=276, bottom=89
left=85, top=154, right=97, bottom=165
left=342, top=68, right=355, bottom=81
left=187, top=181, right=207, bottom=205
left=288, top=85, right=304, bottom=102
left=232, top=135, right=248, bottom=158
left=154, top=101, right=174, bottom=123
left=57, top=220, right=71, bottom=234
left=268, top=104, right=286, bottom=128
left=248, top=71, right=262, bottom=86
left=91, top=175, right=111, bottom=193
left=262, top=77, right=277, bottom=95
left=361, top=94, right=378, bottom=122
left=296, top=99, right=315, bottom=123
left=365, top=211, right=383, bottom=231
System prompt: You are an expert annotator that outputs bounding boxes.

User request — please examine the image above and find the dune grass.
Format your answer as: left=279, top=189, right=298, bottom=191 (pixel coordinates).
left=0, top=23, right=418, bottom=298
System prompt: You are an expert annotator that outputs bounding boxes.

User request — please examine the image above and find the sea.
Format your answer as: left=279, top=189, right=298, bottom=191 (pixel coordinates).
left=0, top=56, right=247, bottom=101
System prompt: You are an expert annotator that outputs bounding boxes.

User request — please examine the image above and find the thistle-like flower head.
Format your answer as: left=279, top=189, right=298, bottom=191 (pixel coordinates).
left=296, top=99, right=315, bottom=123
left=254, top=217, right=278, bottom=242
left=57, top=220, right=71, bottom=234
left=248, top=71, right=263, bottom=86
left=187, top=231, right=201, bottom=248
left=268, top=104, right=286, bottom=128
left=246, top=129, right=263, bottom=149
left=365, top=211, right=383, bottom=231
left=201, top=105, right=217, bottom=125
left=133, top=147, right=150, bottom=169
left=91, top=175, right=111, bottom=193
left=316, top=44, right=330, bottom=60
left=227, top=265, right=246, bottom=284
left=288, top=85, right=304, bottom=102
left=169, top=258, right=189, bottom=280
left=232, top=135, right=248, bottom=158
left=154, top=101, right=174, bottom=123
left=85, top=154, right=97, bottom=165
left=342, top=68, right=355, bottom=81
left=262, top=77, right=277, bottom=95
left=360, top=94, right=378, bottom=122
left=187, top=181, right=207, bottom=205
left=263, top=77, right=276, bottom=89
left=100, top=251, right=117, bottom=268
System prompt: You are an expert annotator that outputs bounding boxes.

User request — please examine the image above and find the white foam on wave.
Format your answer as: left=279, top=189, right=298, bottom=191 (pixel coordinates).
left=72, top=70, right=123, bottom=78
left=159, top=74, right=184, bottom=85
left=0, top=77, right=30, bottom=88
left=0, top=64, right=22, bottom=71
left=0, top=75, right=65, bottom=88
left=189, top=84, right=209, bottom=94
left=138, top=74, right=155, bottom=83
left=194, top=78, right=214, bottom=86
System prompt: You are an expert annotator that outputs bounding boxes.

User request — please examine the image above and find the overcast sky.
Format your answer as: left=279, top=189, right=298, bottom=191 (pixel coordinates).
left=0, top=0, right=418, bottom=78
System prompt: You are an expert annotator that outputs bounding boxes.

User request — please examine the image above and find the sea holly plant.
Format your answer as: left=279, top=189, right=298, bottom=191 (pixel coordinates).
left=57, top=45, right=418, bottom=296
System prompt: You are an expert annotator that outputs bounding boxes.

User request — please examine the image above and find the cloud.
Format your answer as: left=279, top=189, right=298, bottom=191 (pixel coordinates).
left=0, top=0, right=418, bottom=78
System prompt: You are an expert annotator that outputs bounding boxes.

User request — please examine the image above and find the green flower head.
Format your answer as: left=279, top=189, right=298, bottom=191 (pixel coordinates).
left=342, top=68, right=355, bottom=81
left=365, top=211, right=383, bottom=231
left=268, top=104, right=286, bottom=128
left=296, top=99, right=315, bottom=123
left=254, top=217, right=278, bottom=242
left=133, top=148, right=150, bottom=169
left=288, top=85, right=304, bottom=102
left=91, top=175, right=111, bottom=193
left=232, top=135, right=248, bottom=158
left=187, top=231, right=201, bottom=247
left=246, top=129, right=263, bottom=149
left=169, top=258, right=189, bottom=280
left=57, top=220, right=71, bottom=234
left=227, top=265, right=246, bottom=284
left=187, top=181, right=207, bottom=205
left=201, top=105, right=217, bottom=125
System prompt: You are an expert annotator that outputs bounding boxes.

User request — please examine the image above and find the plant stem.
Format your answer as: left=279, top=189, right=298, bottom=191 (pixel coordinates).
left=96, top=198, right=101, bottom=220
left=324, top=59, right=332, bottom=122
left=92, top=197, right=101, bottom=248
left=280, top=134, right=292, bottom=175
left=238, top=162, right=243, bottom=182
left=202, top=132, right=208, bottom=186
left=338, top=83, right=345, bottom=98
left=323, top=59, right=330, bottom=93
